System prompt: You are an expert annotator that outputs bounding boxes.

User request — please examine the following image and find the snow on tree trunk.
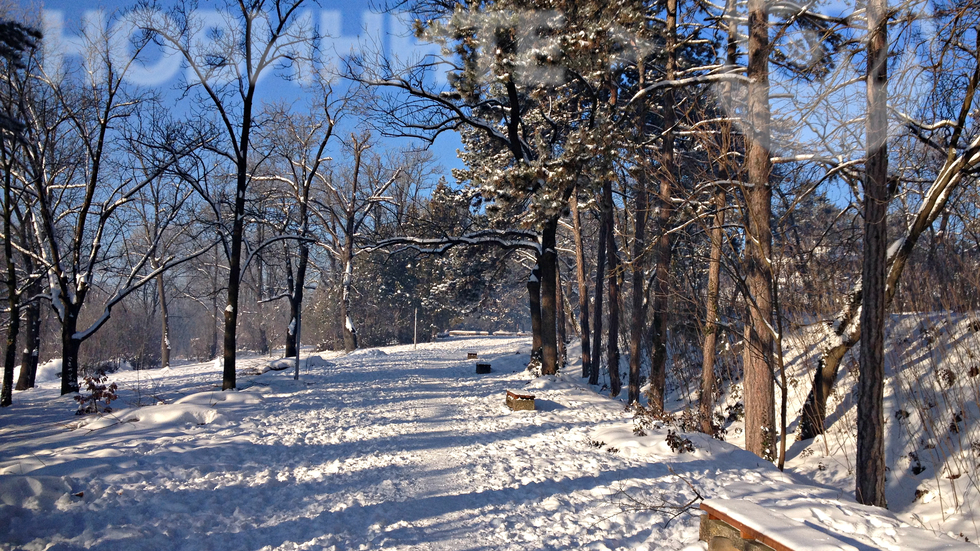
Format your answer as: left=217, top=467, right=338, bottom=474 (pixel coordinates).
left=341, top=257, right=358, bottom=352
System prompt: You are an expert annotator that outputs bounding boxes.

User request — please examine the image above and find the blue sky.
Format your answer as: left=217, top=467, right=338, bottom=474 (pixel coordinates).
left=37, top=0, right=466, bottom=174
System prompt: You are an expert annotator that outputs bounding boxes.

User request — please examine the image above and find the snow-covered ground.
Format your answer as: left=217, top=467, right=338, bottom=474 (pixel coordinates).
left=779, top=314, right=980, bottom=546
left=0, top=336, right=974, bottom=550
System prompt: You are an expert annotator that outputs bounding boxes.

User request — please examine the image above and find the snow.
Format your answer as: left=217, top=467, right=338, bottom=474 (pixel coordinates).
left=0, top=337, right=975, bottom=550
left=13, top=359, right=64, bottom=386
left=774, top=314, right=980, bottom=546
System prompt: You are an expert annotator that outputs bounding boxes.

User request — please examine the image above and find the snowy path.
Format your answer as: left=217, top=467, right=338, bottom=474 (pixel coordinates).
left=2, top=337, right=974, bottom=550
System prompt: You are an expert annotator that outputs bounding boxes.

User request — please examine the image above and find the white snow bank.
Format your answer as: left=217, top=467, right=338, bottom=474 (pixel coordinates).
left=0, top=475, right=78, bottom=511
left=75, top=391, right=262, bottom=431
left=347, top=348, right=387, bottom=357
left=35, top=359, right=62, bottom=384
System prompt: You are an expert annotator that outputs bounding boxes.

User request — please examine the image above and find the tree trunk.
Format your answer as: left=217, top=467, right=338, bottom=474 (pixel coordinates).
left=60, top=310, right=81, bottom=394
left=287, top=244, right=309, bottom=358
left=15, top=296, right=40, bottom=390
left=799, top=290, right=861, bottom=439
left=3, top=169, right=18, bottom=406
left=222, top=152, right=250, bottom=390
left=2, top=308, right=17, bottom=406
left=285, top=254, right=298, bottom=358
left=571, top=194, right=592, bottom=378
left=256, top=225, right=269, bottom=356
left=700, top=188, right=725, bottom=433
left=857, top=0, right=888, bottom=507
left=156, top=271, right=170, bottom=369
left=590, top=204, right=608, bottom=386
left=646, top=0, right=678, bottom=415
left=528, top=264, right=543, bottom=356
left=604, top=181, right=622, bottom=397
left=540, top=218, right=559, bottom=376
left=340, top=253, right=358, bottom=352
left=743, top=0, right=776, bottom=459
left=556, top=261, right=567, bottom=367
left=628, top=56, right=650, bottom=406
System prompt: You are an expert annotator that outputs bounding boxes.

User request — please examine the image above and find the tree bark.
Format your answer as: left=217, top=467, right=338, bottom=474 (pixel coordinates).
left=2, top=306, right=18, bottom=406
left=646, top=0, right=678, bottom=415
left=857, top=0, right=888, bottom=507
left=528, top=264, right=543, bottom=356
left=628, top=58, right=649, bottom=406
left=743, top=0, right=776, bottom=459
left=700, top=187, right=725, bottom=433
left=60, top=308, right=81, bottom=394
left=15, top=295, right=40, bottom=390
left=798, top=289, right=861, bottom=439
left=540, top=218, right=560, bottom=375
left=256, top=224, right=269, bottom=356
left=341, top=253, right=358, bottom=352
left=223, top=161, right=247, bottom=390
left=604, top=181, right=622, bottom=396
left=571, top=194, right=592, bottom=378
left=2, top=170, right=17, bottom=406
left=590, top=203, right=608, bottom=386
left=156, top=270, right=170, bottom=369
left=556, top=260, right=567, bottom=367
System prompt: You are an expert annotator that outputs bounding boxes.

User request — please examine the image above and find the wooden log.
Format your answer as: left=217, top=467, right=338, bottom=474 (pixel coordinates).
left=467, top=352, right=478, bottom=359
left=476, top=363, right=492, bottom=374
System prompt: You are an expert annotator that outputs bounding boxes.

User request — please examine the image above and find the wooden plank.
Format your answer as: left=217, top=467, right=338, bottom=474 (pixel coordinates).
left=700, top=500, right=859, bottom=551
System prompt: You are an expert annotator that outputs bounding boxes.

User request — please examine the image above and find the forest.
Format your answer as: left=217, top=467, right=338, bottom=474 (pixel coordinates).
left=1, top=0, right=980, bottom=521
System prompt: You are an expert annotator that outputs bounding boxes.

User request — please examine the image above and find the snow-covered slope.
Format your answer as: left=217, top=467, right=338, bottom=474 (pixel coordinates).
left=0, top=337, right=973, bottom=550
left=780, top=313, right=980, bottom=545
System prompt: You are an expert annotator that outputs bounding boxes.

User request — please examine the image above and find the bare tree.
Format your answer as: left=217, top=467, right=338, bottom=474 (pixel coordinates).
left=142, top=0, right=319, bottom=388
left=20, top=17, right=206, bottom=395
left=256, top=94, right=341, bottom=357
left=315, top=132, right=400, bottom=352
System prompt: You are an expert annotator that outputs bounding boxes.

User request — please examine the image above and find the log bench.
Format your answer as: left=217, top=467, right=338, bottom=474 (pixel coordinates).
left=476, top=362, right=492, bottom=374
left=467, top=352, right=478, bottom=359
left=699, top=500, right=859, bottom=551
left=505, top=390, right=535, bottom=411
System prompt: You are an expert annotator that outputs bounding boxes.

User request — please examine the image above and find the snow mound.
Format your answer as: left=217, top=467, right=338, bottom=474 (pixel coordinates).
left=77, top=391, right=262, bottom=431
left=80, top=404, right=226, bottom=430
left=268, top=359, right=293, bottom=371
left=305, top=355, right=334, bottom=368
left=347, top=348, right=387, bottom=357
left=0, top=475, right=77, bottom=511
left=248, top=370, right=312, bottom=393
left=35, top=359, right=62, bottom=384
